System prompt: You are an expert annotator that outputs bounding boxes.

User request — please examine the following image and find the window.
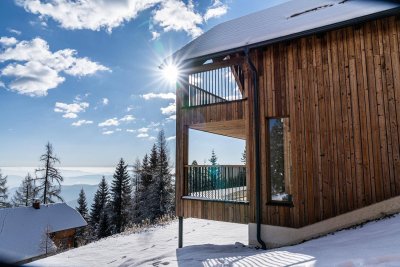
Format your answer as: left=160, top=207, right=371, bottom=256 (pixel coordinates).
left=268, top=117, right=292, bottom=204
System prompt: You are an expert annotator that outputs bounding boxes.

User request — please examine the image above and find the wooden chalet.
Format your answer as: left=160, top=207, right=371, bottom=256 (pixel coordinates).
left=170, top=0, right=400, bottom=248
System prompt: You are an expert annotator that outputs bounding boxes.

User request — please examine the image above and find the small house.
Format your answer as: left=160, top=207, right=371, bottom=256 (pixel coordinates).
left=0, top=202, right=87, bottom=264
left=171, top=0, right=400, bottom=248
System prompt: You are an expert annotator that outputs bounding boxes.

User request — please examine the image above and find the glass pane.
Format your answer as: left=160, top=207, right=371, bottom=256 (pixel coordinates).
left=269, top=118, right=292, bottom=202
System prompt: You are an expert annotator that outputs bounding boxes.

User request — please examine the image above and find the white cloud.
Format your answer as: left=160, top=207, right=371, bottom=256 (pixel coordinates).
left=102, top=130, right=114, bottom=135
left=152, top=0, right=203, bottom=38
left=120, top=115, right=135, bottom=122
left=0, top=81, right=5, bottom=88
left=16, top=0, right=226, bottom=38
left=0, top=37, right=18, bottom=47
left=204, top=0, right=228, bottom=21
left=7, top=28, right=22, bottom=35
left=72, top=120, right=93, bottom=126
left=54, top=101, right=89, bottom=119
left=2, top=61, right=65, bottom=96
left=98, top=118, right=119, bottom=127
left=161, top=102, right=176, bottom=115
left=115, top=128, right=122, bottom=132
left=102, top=98, right=109, bottom=105
left=167, top=114, right=176, bottom=121
left=151, top=31, right=160, bottom=40
left=0, top=37, right=109, bottom=96
left=126, top=105, right=134, bottom=112
left=126, top=129, right=135, bottom=133
left=138, top=127, right=149, bottom=133
left=63, top=112, right=78, bottom=119
left=137, top=133, right=149, bottom=138
left=166, top=136, right=176, bottom=141
left=17, top=0, right=161, bottom=33
left=148, top=136, right=156, bottom=141
left=142, top=92, right=176, bottom=100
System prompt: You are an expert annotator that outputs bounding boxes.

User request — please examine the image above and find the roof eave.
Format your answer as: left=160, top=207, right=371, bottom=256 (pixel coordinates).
left=178, top=6, right=400, bottom=65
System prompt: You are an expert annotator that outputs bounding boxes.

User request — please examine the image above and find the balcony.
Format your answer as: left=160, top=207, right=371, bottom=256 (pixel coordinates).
left=185, top=60, right=245, bottom=108
left=185, top=165, right=247, bottom=203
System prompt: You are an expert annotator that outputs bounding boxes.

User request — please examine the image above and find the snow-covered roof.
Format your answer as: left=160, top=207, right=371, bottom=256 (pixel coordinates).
left=0, top=203, right=87, bottom=263
left=173, top=0, right=400, bottom=62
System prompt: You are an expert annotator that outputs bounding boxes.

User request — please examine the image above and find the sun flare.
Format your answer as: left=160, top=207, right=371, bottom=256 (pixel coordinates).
left=162, top=64, right=179, bottom=84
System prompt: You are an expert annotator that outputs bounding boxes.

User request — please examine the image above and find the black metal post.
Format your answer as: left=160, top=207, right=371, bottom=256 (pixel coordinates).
left=178, top=216, right=183, bottom=248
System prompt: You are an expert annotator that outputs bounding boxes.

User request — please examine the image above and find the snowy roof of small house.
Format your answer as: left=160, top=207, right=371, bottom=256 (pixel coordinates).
left=172, top=0, right=400, bottom=62
left=0, top=203, right=87, bottom=263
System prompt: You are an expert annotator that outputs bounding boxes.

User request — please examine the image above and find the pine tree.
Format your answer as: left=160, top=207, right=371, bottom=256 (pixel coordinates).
left=241, top=148, right=247, bottom=164
left=208, top=149, right=219, bottom=189
left=90, top=176, right=110, bottom=239
left=12, top=173, right=36, bottom=207
left=209, top=149, right=218, bottom=166
left=75, top=188, right=89, bottom=245
left=76, top=189, right=89, bottom=220
left=0, top=170, right=9, bottom=208
left=137, top=154, right=151, bottom=222
left=151, top=130, right=174, bottom=219
left=97, top=211, right=111, bottom=238
left=110, top=158, right=132, bottom=233
left=131, top=158, right=142, bottom=223
left=35, top=142, right=64, bottom=204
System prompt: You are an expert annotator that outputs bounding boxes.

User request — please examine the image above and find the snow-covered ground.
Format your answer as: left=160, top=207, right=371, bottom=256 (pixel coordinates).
left=30, top=214, right=400, bottom=267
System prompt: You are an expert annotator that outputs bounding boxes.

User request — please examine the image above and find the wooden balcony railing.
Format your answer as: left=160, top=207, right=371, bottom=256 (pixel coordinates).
left=185, top=165, right=247, bottom=202
left=186, top=63, right=244, bottom=107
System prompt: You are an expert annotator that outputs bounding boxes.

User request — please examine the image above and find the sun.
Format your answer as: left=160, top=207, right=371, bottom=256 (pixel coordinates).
left=162, top=63, right=179, bottom=84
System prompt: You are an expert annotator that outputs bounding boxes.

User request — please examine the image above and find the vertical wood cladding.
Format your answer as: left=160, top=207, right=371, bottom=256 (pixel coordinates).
left=257, top=16, right=400, bottom=228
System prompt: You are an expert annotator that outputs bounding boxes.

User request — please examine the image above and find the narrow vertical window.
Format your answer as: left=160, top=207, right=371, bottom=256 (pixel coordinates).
left=268, top=117, right=292, bottom=203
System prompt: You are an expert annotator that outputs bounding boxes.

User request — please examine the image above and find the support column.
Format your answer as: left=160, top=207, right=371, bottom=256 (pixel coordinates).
left=178, top=216, right=183, bottom=248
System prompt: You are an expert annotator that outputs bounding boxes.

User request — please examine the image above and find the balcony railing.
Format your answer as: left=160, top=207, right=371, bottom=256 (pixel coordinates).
left=187, top=64, right=244, bottom=107
left=185, top=165, right=247, bottom=202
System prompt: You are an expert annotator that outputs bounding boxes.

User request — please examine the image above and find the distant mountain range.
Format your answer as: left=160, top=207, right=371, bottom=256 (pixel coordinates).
left=7, top=174, right=114, bottom=209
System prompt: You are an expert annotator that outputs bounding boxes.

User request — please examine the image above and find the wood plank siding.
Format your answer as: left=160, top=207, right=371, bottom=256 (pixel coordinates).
left=176, top=15, right=400, bottom=228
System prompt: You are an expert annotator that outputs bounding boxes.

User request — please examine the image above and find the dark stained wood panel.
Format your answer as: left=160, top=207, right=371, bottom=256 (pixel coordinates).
left=257, top=15, right=400, bottom=228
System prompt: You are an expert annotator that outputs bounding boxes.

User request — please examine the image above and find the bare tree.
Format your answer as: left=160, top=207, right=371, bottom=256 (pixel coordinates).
left=35, top=142, right=64, bottom=204
left=39, top=224, right=56, bottom=255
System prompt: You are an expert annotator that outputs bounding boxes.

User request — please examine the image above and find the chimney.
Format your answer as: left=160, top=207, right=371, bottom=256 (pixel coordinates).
left=32, top=199, right=40, bottom=209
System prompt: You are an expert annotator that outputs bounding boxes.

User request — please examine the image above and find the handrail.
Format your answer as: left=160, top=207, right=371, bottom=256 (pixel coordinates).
left=185, top=164, right=245, bottom=167
left=185, top=165, right=247, bottom=202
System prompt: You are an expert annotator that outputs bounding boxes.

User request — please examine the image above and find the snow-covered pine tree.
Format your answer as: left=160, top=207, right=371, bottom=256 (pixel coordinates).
left=147, top=144, right=159, bottom=220
left=131, top=158, right=142, bottom=223
left=76, top=188, right=89, bottom=220
left=12, top=173, right=36, bottom=207
left=0, top=170, right=9, bottom=208
left=75, top=188, right=89, bottom=245
left=151, top=129, right=174, bottom=219
left=137, top=154, right=151, bottom=222
left=90, top=176, right=110, bottom=239
left=97, top=211, right=111, bottom=238
left=110, top=158, right=132, bottom=233
left=35, top=142, right=64, bottom=204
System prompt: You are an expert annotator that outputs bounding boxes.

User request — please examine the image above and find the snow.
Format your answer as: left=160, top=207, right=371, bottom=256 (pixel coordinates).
left=0, top=203, right=87, bottom=263
left=173, top=0, right=400, bottom=61
left=31, top=214, right=400, bottom=267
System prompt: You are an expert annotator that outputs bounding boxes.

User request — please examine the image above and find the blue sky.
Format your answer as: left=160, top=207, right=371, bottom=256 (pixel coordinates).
left=0, top=0, right=286, bottom=169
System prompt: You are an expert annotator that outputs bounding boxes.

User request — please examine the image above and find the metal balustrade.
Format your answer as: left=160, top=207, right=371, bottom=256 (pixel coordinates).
left=185, top=165, right=247, bottom=202
left=187, top=64, right=244, bottom=107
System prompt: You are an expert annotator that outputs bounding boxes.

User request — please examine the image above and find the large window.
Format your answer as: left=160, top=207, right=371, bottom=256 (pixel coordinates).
left=268, top=117, right=292, bottom=204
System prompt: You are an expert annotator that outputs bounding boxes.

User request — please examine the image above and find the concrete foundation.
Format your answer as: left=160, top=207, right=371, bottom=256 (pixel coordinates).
left=249, top=195, right=400, bottom=248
